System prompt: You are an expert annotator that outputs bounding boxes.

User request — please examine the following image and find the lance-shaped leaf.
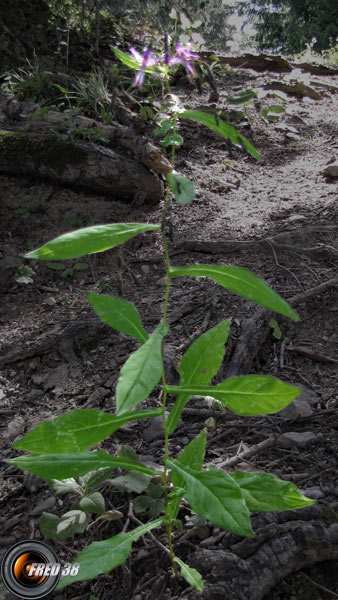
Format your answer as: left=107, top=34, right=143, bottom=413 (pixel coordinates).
left=57, top=518, right=163, bottom=589
left=169, top=264, right=299, bottom=321
left=116, top=323, right=169, bottom=416
left=175, top=557, right=203, bottom=591
left=13, top=408, right=162, bottom=454
left=166, top=171, right=195, bottom=205
left=169, top=429, right=207, bottom=520
left=180, top=110, right=262, bottom=162
left=87, top=293, right=148, bottom=344
left=166, top=375, right=301, bottom=416
left=113, top=47, right=158, bottom=73
left=232, top=471, right=315, bottom=512
left=25, top=223, right=160, bottom=260
left=167, top=319, right=230, bottom=434
left=167, top=460, right=253, bottom=537
left=8, top=451, right=158, bottom=481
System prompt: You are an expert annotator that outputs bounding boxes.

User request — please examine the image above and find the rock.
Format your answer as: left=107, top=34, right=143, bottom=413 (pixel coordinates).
left=296, top=384, right=320, bottom=406
left=278, top=431, right=319, bottom=448
left=0, top=255, right=22, bottom=283
left=279, top=398, right=313, bottom=420
left=4, top=415, right=25, bottom=443
left=288, top=214, right=306, bottom=224
left=30, top=497, right=56, bottom=516
left=141, top=264, right=150, bottom=275
left=302, top=487, right=325, bottom=500
left=323, top=160, right=338, bottom=177
left=143, top=412, right=183, bottom=443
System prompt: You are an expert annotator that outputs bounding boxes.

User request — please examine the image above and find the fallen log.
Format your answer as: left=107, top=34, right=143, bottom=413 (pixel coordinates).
left=0, top=129, right=164, bottom=204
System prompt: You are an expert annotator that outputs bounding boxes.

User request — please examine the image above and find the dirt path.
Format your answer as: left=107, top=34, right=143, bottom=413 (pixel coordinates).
left=1, top=64, right=338, bottom=600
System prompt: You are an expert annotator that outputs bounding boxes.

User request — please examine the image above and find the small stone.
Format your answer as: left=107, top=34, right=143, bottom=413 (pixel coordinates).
left=196, top=526, right=210, bottom=540
left=30, top=497, right=56, bottom=517
left=31, top=374, right=44, bottom=386
left=302, top=487, right=325, bottom=500
left=141, top=264, right=150, bottom=275
left=143, top=412, right=183, bottom=443
left=279, top=431, right=319, bottom=448
left=4, top=415, right=26, bottom=442
left=44, top=297, right=56, bottom=306
left=323, top=160, right=338, bottom=177
left=279, top=398, right=313, bottom=420
left=296, top=384, right=319, bottom=406
left=288, top=214, right=306, bottom=224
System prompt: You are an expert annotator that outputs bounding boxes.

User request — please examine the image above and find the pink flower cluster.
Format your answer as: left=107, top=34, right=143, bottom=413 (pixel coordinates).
left=129, top=42, right=199, bottom=88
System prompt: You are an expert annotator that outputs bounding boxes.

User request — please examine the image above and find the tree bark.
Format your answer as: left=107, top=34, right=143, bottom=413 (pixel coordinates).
left=0, top=130, right=163, bottom=204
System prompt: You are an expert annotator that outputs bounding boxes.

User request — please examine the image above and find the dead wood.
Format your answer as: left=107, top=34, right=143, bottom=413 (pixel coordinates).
left=264, top=80, right=322, bottom=100
left=22, top=110, right=172, bottom=176
left=198, top=52, right=293, bottom=73
left=224, top=278, right=338, bottom=378
left=174, top=225, right=338, bottom=261
left=196, top=52, right=338, bottom=77
left=181, top=505, right=338, bottom=600
left=0, top=129, right=164, bottom=203
left=0, top=319, right=107, bottom=367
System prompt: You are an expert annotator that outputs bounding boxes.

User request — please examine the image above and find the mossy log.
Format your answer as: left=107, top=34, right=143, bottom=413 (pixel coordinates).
left=0, top=130, right=163, bottom=204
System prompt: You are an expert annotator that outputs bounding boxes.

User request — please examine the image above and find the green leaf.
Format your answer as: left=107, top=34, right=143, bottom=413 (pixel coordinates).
left=56, top=518, right=163, bottom=589
left=160, top=133, right=183, bottom=148
left=166, top=172, right=195, bottom=205
left=260, top=105, right=285, bottom=122
left=25, top=223, right=160, bottom=260
left=180, top=110, right=262, bottom=162
left=113, top=47, right=158, bottom=74
left=13, top=408, right=162, bottom=454
left=232, top=471, right=315, bottom=512
left=167, top=460, right=253, bottom=537
left=169, top=264, right=299, bottom=321
left=175, top=557, right=204, bottom=591
left=39, top=511, right=90, bottom=541
left=169, top=429, right=207, bottom=520
left=45, top=261, right=65, bottom=271
left=111, top=472, right=151, bottom=494
left=74, top=262, right=89, bottom=270
left=116, top=323, right=169, bottom=416
left=269, top=318, right=282, bottom=340
left=166, top=375, right=301, bottom=416
left=8, top=451, right=158, bottom=480
left=227, top=89, right=257, bottom=104
left=80, top=492, right=105, bottom=515
left=80, top=467, right=115, bottom=494
left=167, top=319, right=231, bottom=434
left=87, top=293, right=148, bottom=344
left=50, top=478, right=82, bottom=495
left=133, top=495, right=151, bottom=513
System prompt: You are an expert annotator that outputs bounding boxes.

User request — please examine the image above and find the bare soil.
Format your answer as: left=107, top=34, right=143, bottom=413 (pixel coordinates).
left=1, top=63, right=338, bottom=600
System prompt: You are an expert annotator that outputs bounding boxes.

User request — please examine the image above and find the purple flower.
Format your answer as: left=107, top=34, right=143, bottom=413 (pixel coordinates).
left=170, top=42, right=199, bottom=77
left=129, top=47, right=159, bottom=88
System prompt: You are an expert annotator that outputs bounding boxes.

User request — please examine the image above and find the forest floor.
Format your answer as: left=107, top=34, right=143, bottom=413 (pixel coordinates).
left=1, top=60, right=338, bottom=600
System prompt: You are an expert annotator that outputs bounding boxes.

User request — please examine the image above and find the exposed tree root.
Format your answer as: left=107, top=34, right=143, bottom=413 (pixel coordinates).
left=175, top=225, right=338, bottom=261
left=182, top=504, right=338, bottom=600
left=224, top=278, right=338, bottom=378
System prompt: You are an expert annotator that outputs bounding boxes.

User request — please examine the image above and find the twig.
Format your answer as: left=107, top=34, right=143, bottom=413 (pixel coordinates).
left=266, top=239, right=304, bottom=291
left=130, top=514, right=171, bottom=558
left=217, top=435, right=277, bottom=469
left=300, top=572, right=338, bottom=598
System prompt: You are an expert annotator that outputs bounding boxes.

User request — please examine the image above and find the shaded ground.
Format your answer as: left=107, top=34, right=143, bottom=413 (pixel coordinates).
left=1, top=62, right=338, bottom=600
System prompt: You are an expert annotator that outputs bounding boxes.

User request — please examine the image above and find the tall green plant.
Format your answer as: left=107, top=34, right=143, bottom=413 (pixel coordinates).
left=8, top=41, right=313, bottom=593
